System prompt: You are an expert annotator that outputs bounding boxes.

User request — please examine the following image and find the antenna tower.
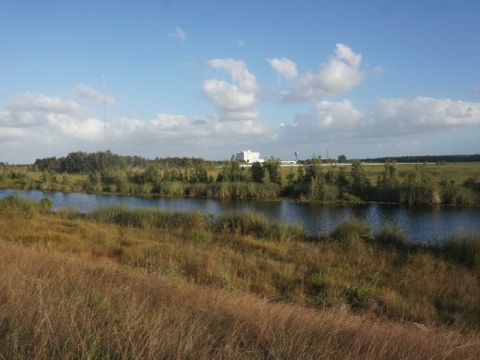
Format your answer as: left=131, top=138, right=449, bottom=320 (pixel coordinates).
left=103, top=75, right=108, bottom=151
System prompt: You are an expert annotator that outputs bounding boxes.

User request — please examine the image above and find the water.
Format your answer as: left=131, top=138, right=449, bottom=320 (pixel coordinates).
left=1, top=189, right=479, bottom=245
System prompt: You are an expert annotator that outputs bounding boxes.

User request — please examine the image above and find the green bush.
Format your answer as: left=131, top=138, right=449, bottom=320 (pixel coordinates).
left=39, top=197, right=54, bottom=212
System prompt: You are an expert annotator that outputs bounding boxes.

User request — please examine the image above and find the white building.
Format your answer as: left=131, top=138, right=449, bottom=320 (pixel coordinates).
left=235, top=150, right=264, bottom=163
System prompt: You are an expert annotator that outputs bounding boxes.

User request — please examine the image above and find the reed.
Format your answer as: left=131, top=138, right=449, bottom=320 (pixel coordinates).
left=376, top=222, right=409, bottom=250
left=442, top=233, right=480, bottom=273
left=331, top=218, right=372, bottom=249
left=212, top=210, right=304, bottom=242
left=86, top=206, right=208, bottom=230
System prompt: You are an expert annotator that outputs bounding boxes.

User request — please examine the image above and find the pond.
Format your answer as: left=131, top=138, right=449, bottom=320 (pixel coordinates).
left=1, top=189, right=479, bottom=245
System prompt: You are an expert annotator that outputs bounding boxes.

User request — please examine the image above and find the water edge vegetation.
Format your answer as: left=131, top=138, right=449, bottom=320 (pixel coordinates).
left=1, top=151, right=480, bottom=206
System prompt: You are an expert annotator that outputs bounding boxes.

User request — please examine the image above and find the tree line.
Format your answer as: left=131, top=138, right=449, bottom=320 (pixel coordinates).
left=362, top=154, right=480, bottom=163
left=33, top=151, right=219, bottom=173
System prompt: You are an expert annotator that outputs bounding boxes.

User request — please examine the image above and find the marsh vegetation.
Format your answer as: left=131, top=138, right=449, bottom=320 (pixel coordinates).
left=2, top=151, right=480, bottom=205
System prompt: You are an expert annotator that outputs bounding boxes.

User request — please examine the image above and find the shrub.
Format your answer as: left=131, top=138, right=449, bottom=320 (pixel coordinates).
left=39, top=197, right=54, bottom=212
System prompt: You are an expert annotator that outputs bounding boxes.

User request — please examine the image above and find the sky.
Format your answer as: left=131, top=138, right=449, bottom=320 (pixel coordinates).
left=1, top=0, right=480, bottom=164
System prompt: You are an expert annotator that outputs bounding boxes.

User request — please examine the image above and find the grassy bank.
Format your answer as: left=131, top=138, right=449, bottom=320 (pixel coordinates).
left=1, top=196, right=480, bottom=358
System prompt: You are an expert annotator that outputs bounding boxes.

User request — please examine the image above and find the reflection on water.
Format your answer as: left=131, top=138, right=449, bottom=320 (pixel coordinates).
left=1, top=189, right=479, bottom=245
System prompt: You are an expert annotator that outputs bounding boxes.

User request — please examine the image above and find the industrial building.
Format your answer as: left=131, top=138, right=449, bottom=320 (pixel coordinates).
left=234, top=150, right=264, bottom=163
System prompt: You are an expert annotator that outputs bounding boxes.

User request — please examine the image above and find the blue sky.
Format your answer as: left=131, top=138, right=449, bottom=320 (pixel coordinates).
left=1, top=0, right=480, bottom=164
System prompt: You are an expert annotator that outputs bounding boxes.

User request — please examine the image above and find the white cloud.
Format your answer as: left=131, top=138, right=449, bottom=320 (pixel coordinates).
left=280, top=43, right=364, bottom=102
left=73, top=84, right=115, bottom=104
left=371, top=65, right=387, bottom=76
left=469, top=85, right=480, bottom=94
left=47, top=114, right=104, bottom=140
left=294, top=99, right=363, bottom=132
left=279, top=97, right=480, bottom=147
left=369, top=97, right=480, bottom=131
left=203, top=59, right=259, bottom=121
left=267, top=57, right=298, bottom=80
left=4, top=92, right=88, bottom=117
left=335, top=43, right=362, bottom=67
left=207, top=58, right=259, bottom=93
left=168, top=26, right=186, bottom=42
left=2, top=81, right=480, bottom=164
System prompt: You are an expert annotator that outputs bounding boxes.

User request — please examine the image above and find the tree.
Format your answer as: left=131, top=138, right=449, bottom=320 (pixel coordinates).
left=377, top=160, right=399, bottom=189
left=217, top=156, right=244, bottom=182
left=303, top=155, right=323, bottom=182
left=263, top=156, right=281, bottom=184
left=337, top=154, right=347, bottom=164
left=349, top=160, right=371, bottom=196
left=251, top=162, right=264, bottom=183
left=285, top=167, right=296, bottom=185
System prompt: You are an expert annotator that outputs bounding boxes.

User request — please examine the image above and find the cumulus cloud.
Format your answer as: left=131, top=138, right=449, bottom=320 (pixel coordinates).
left=280, top=43, right=364, bottom=102
left=168, top=26, right=186, bottom=42
left=2, top=81, right=480, bottom=164
left=280, top=97, right=480, bottom=146
left=73, top=84, right=115, bottom=104
left=47, top=114, right=104, bottom=140
left=4, top=92, right=88, bottom=117
left=203, top=59, right=259, bottom=121
left=207, top=59, right=259, bottom=93
left=268, top=57, right=298, bottom=80
left=368, top=97, right=480, bottom=131
left=294, top=99, right=363, bottom=132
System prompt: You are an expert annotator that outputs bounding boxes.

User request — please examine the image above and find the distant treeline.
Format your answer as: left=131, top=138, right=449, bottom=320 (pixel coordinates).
left=361, top=154, right=480, bottom=163
left=33, top=151, right=219, bottom=173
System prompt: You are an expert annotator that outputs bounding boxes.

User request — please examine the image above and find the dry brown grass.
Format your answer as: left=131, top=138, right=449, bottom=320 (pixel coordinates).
left=1, top=207, right=480, bottom=358
left=1, top=242, right=479, bottom=359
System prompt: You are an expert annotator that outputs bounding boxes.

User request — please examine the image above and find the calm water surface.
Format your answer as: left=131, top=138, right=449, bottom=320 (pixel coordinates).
left=1, top=189, right=479, bottom=245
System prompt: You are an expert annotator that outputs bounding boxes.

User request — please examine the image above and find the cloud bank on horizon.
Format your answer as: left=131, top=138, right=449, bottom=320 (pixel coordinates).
left=1, top=1, right=479, bottom=164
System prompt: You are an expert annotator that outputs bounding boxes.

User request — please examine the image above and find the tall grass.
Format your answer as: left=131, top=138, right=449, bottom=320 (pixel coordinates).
left=331, top=219, right=372, bottom=249
left=376, top=222, right=409, bottom=250
left=1, top=242, right=479, bottom=359
left=212, top=211, right=304, bottom=241
left=0, top=192, right=52, bottom=218
left=86, top=206, right=208, bottom=230
left=442, top=233, right=480, bottom=273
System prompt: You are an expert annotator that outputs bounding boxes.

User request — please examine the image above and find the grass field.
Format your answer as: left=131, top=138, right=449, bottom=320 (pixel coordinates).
left=278, top=161, right=480, bottom=185
left=1, top=195, right=479, bottom=358
left=19, top=162, right=480, bottom=186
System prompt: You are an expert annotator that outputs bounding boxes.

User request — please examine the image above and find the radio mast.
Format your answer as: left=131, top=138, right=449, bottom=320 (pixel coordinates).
left=103, top=75, right=107, bottom=151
